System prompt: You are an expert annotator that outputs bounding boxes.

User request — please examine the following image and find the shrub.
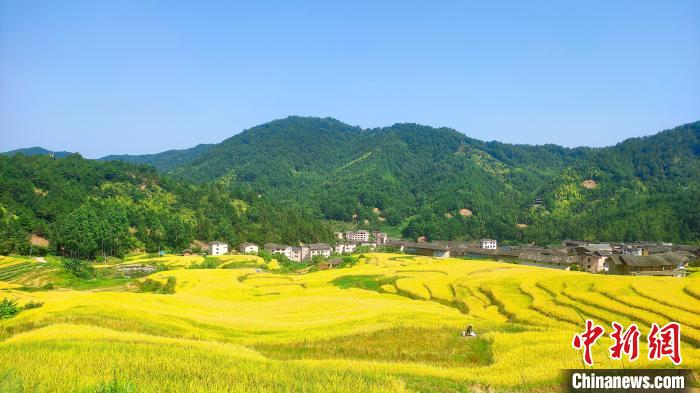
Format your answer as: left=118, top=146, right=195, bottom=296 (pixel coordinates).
left=62, top=258, right=95, bottom=279
left=24, top=300, right=43, bottom=309
left=0, top=298, right=19, bottom=319
left=137, top=276, right=176, bottom=294
left=162, top=276, right=177, bottom=294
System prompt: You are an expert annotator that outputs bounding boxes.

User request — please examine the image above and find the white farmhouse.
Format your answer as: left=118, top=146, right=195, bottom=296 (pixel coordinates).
left=309, top=243, right=332, bottom=258
left=479, top=239, right=497, bottom=250
left=208, top=241, right=229, bottom=256
left=345, top=230, right=369, bottom=242
left=239, top=243, right=259, bottom=254
left=334, top=243, right=357, bottom=254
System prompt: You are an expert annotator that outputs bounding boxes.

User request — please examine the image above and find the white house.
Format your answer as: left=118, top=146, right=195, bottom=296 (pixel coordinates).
left=265, top=243, right=292, bottom=259
left=345, top=230, right=369, bottom=242
left=289, top=246, right=306, bottom=262
left=208, top=241, right=229, bottom=256
left=239, top=243, right=259, bottom=254
left=479, top=239, right=497, bottom=250
left=334, top=243, right=357, bottom=254
left=309, top=243, right=332, bottom=258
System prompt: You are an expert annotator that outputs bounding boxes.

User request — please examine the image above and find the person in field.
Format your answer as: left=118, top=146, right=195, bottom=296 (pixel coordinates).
left=462, top=324, right=476, bottom=337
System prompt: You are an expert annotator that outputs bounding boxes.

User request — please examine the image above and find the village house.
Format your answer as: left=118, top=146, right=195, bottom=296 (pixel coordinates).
left=208, top=241, right=229, bottom=256
left=402, top=241, right=450, bottom=258
left=480, top=239, right=497, bottom=250
left=622, top=246, right=644, bottom=256
left=587, top=243, right=613, bottom=253
left=572, top=246, right=610, bottom=273
left=264, top=243, right=333, bottom=262
left=562, top=240, right=589, bottom=249
left=264, top=243, right=294, bottom=260
left=334, top=243, right=356, bottom=254
left=372, top=231, right=388, bottom=244
left=308, top=243, right=332, bottom=258
left=239, top=243, right=259, bottom=254
left=345, top=230, right=369, bottom=242
left=518, top=250, right=576, bottom=270
left=605, top=252, right=690, bottom=276
left=289, top=246, right=306, bottom=262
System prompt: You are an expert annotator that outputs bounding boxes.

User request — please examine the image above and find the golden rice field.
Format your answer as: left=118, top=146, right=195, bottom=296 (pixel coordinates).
left=0, top=253, right=698, bottom=392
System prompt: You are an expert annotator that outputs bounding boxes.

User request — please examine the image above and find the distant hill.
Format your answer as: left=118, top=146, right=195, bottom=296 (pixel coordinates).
left=0, top=147, right=73, bottom=158
left=102, top=116, right=699, bottom=244
left=6, top=117, right=700, bottom=244
left=99, top=143, right=215, bottom=172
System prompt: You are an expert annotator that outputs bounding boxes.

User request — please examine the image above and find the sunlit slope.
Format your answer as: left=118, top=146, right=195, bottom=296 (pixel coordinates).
left=1, top=254, right=698, bottom=392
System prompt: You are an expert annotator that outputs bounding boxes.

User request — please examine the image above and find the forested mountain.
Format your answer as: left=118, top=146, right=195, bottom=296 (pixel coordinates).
left=99, top=143, right=214, bottom=172
left=97, top=116, right=698, bottom=244
left=3, top=117, right=699, bottom=249
left=0, top=147, right=73, bottom=158
left=0, top=153, right=333, bottom=256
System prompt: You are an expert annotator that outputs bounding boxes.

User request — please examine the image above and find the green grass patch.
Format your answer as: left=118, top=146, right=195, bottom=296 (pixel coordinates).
left=254, top=326, right=492, bottom=367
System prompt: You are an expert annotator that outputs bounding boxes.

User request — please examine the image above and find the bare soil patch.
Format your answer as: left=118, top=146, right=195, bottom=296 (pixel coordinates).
left=459, top=208, right=472, bottom=217
left=582, top=179, right=597, bottom=189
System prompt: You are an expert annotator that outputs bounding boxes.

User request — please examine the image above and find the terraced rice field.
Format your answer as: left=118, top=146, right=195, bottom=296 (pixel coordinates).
left=0, top=253, right=697, bottom=392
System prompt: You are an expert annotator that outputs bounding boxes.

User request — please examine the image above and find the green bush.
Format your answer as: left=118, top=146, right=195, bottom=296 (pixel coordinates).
left=137, top=276, right=176, bottom=294
left=0, top=298, right=19, bottom=319
left=24, top=300, right=43, bottom=309
left=62, top=258, right=95, bottom=279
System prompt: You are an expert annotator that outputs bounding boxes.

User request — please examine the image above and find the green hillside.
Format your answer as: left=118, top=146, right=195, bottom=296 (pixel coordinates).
left=0, top=153, right=333, bottom=256
left=99, top=143, right=215, bottom=172
left=5, top=117, right=699, bottom=247
left=106, top=116, right=698, bottom=244
left=1, top=147, right=73, bottom=158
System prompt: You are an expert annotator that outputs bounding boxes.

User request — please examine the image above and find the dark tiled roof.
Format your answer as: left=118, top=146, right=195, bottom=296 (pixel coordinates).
left=309, top=243, right=332, bottom=250
left=403, top=242, right=449, bottom=251
left=608, top=252, right=689, bottom=267
left=264, top=243, right=288, bottom=250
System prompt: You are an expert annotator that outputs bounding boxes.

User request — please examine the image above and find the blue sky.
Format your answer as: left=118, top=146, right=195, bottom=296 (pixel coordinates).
left=1, top=1, right=699, bottom=158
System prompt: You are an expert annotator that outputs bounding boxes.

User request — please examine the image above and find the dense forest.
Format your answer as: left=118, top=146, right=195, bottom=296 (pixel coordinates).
left=0, top=154, right=333, bottom=257
left=98, top=116, right=700, bottom=245
left=2, top=117, right=699, bottom=255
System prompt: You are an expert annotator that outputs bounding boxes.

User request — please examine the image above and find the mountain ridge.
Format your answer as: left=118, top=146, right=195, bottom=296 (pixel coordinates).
left=2, top=116, right=698, bottom=244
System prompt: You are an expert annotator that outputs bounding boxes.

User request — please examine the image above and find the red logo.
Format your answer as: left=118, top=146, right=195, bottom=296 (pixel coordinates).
left=572, top=319, right=605, bottom=366
left=573, top=321, right=682, bottom=366
left=648, top=322, right=682, bottom=365
left=609, top=322, right=640, bottom=361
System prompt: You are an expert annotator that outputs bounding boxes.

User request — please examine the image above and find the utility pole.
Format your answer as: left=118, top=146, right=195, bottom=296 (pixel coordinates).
left=29, top=242, right=33, bottom=260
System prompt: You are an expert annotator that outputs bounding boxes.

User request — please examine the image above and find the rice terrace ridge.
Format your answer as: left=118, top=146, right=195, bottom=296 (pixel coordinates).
left=1, top=1, right=699, bottom=392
